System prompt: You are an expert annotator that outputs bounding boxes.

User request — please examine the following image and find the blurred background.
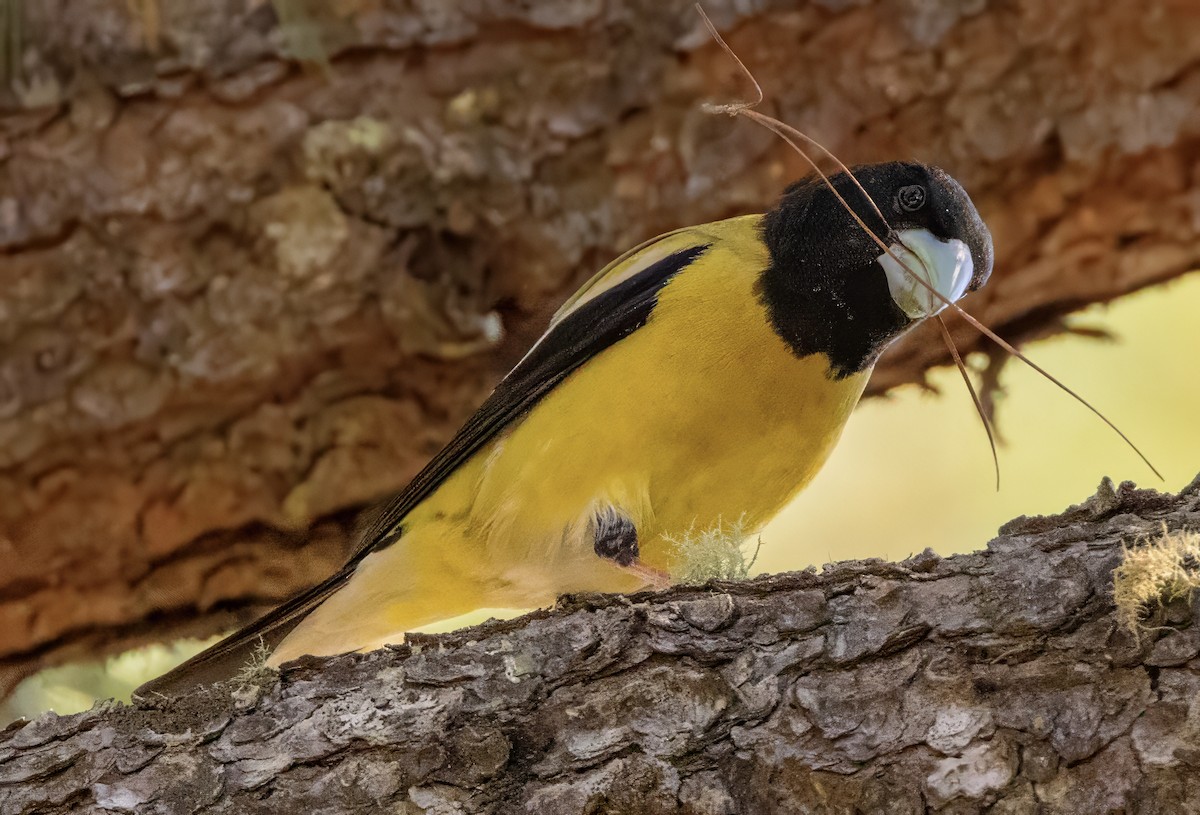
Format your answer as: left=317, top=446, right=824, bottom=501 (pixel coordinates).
left=769, top=276, right=1200, bottom=568
left=1, top=0, right=1198, bottom=721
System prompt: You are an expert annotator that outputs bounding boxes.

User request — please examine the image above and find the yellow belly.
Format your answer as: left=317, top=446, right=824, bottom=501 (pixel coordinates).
left=409, top=223, right=868, bottom=590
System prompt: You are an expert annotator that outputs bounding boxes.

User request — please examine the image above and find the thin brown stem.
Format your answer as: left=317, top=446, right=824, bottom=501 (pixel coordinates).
left=938, top=315, right=1001, bottom=490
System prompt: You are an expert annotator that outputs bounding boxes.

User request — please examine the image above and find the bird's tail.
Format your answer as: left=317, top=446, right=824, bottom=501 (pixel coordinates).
left=133, top=570, right=350, bottom=699
left=135, top=520, right=491, bottom=698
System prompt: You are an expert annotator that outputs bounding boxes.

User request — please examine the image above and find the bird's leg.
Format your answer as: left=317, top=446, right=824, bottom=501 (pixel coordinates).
left=593, top=507, right=638, bottom=566
left=592, top=508, right=672, bottom=590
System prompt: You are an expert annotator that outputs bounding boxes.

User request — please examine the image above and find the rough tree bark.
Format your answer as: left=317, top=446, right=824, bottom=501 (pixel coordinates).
left=3, top=0, right=1200, bottom=690
left=2, top=476, right=1199, bottom=813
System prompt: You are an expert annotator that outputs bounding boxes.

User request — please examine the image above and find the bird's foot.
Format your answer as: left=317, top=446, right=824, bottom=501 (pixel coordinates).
left=593, top=507, right=672, bottom=590
left=624, top=561, right=673, bottom=591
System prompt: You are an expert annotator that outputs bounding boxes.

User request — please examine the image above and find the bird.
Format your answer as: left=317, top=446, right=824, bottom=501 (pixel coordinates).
left=138, top=160, right=993, bottom=696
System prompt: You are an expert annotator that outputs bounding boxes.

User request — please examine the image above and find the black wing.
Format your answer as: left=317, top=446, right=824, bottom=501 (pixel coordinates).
left=135, top=242, right=710, bottom=697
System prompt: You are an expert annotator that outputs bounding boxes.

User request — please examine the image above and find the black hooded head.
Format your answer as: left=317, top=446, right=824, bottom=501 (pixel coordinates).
left=758, top=162, right=993, bottom=378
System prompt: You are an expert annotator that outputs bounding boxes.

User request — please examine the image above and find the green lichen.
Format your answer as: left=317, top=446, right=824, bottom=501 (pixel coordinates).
left=230, top=638, right=279, bottom=704
left=665, top=517, right=762, bottom=585
left=271, top=0, right=355, bottom=71
left=1113, top=525, right=1200, bottom=634
left=0, top=0, right=21, bottom=85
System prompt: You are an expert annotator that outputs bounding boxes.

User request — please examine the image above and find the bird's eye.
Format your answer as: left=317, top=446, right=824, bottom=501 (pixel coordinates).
left=897, top=184, right=927, bottom=213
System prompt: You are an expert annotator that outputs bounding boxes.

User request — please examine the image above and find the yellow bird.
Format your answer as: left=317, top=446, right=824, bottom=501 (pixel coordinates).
left=140, top=161, right=992, bottom=695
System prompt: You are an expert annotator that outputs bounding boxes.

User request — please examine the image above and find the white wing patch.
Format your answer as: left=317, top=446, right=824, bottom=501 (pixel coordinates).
left=550, top=226, right=697, bottom=327
left=509, top=226, right=701, bottom=373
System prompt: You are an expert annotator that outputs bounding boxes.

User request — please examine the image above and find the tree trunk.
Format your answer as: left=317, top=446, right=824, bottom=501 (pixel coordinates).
left=3, top=0, right=1200, bottom=691
left=2, top=476, right=1198, bottom=813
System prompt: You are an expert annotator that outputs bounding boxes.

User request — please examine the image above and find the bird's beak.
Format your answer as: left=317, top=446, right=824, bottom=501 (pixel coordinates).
left=877, top=228, right=974, bottom=319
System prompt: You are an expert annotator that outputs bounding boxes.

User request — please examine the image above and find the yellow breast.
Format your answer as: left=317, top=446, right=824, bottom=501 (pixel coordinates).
left=417, top=215, right=869, bottom=584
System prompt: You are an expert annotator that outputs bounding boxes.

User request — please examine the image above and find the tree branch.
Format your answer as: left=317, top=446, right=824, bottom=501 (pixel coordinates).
left=3, top=475, right=1199, bottom=814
